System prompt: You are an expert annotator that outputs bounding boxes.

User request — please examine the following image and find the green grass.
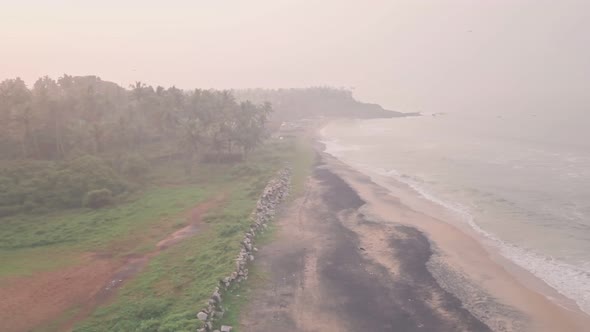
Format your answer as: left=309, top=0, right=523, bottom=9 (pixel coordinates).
left=0, top=186, right=210, bottom=278
left=0, top=186, right=206, bottom=250
left=72, top=137, right=307, bottom=331
left=73, top=153, right=285, bottom=331
left=0, top=136, right=314, bottom=331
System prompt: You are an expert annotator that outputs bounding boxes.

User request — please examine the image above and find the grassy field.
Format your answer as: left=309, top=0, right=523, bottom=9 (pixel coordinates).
left=0, top=186, right=208, bottom=278
left=0, top=135, right=314, bottom=332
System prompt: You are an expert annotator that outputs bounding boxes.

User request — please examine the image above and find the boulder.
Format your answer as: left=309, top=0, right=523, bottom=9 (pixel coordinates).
left=196, top=311, right=208, bottom=321
left=220, top=325, right=233, bottom=332
left=212, top=290, right=222, bottom=302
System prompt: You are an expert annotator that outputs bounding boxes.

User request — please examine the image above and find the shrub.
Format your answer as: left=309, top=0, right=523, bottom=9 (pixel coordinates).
left=84, top=188, right=113, bottom=209
left=54, top=155, right=127, bottom=207
left=0, top=156, right=131, bottom=217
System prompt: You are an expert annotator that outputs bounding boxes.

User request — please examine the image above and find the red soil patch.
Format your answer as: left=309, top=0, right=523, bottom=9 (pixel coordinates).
left=0, top=194, right=226, bottom=332
left=0, top=254, right=119, bottom=332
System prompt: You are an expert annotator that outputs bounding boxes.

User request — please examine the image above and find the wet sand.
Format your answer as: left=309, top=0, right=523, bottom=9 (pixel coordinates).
left=240, top=143, right=590, bottom=331
left=320, top=150, right=590, bottom=332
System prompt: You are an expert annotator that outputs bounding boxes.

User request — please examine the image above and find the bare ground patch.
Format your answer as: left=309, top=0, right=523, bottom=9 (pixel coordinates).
left=0, top=194, right=226, bottom=332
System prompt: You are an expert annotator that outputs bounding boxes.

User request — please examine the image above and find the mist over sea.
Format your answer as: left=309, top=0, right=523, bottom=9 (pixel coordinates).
left=321, top=110, right=590, bottom=315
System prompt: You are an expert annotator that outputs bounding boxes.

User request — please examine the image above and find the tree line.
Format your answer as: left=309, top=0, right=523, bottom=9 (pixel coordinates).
left=0, top=75, right=273, bottom=216
left=0, top=75, right=272, bottom=161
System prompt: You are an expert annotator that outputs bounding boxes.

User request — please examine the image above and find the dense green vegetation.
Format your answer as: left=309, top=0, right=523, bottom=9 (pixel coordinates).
left=0, top=184, right=207, bottom=278
left=0, top=75, right=271, bottom=217
left=0, top=76, right=272, bottom=161
left=0, top=156, right=129, bottom=217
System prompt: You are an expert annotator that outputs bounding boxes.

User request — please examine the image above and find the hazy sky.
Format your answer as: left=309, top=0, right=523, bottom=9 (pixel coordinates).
left=2, top=0, right=589, bottom=113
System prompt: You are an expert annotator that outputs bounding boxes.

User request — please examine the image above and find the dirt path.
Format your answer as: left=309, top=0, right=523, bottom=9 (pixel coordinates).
left=0, top=194, right=225, bottom=332
left=240, top=163, right=491, bottom=332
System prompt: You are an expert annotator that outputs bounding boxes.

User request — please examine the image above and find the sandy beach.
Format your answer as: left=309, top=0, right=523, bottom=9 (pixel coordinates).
left=323, top=148, right=590, bottom=331
left=239, top=134, right=590, bottom=331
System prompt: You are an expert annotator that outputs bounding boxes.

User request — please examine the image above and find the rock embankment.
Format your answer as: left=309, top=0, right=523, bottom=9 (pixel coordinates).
left=196, top=168, right=291, bottom=332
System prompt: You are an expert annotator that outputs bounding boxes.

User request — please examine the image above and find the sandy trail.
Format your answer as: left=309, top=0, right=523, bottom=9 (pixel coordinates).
left=0, top=194, right=224, bottom=332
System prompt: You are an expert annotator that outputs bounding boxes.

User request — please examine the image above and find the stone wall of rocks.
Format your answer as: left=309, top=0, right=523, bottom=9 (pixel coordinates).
left=196, top=168, right=292, bottom=332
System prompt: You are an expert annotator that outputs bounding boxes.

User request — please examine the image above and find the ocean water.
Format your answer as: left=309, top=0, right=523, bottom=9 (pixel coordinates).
left=320, top=111, right=590, bottom=315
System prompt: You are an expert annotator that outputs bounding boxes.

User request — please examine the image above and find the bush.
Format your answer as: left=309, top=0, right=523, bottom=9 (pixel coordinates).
left=83, top=188, right=113, bottom=209
left=0, top=156, right=130, bottom=217
left=52, top=155, right=127, bottom=207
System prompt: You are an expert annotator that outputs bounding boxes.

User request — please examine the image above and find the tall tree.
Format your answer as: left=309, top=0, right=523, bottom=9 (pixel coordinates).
left=33, top=76, right=65, bottom=158
left=0, top=78, right=34, bottom=158
left=234, top=101, right=272, bottom=156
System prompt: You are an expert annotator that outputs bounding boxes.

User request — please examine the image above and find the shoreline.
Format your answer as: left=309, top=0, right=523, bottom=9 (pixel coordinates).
left=356, top=164, right=588, bottom=316
left=315, top=133, right=590, bottom=331
left=315, top=121, right=590, bottom=331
